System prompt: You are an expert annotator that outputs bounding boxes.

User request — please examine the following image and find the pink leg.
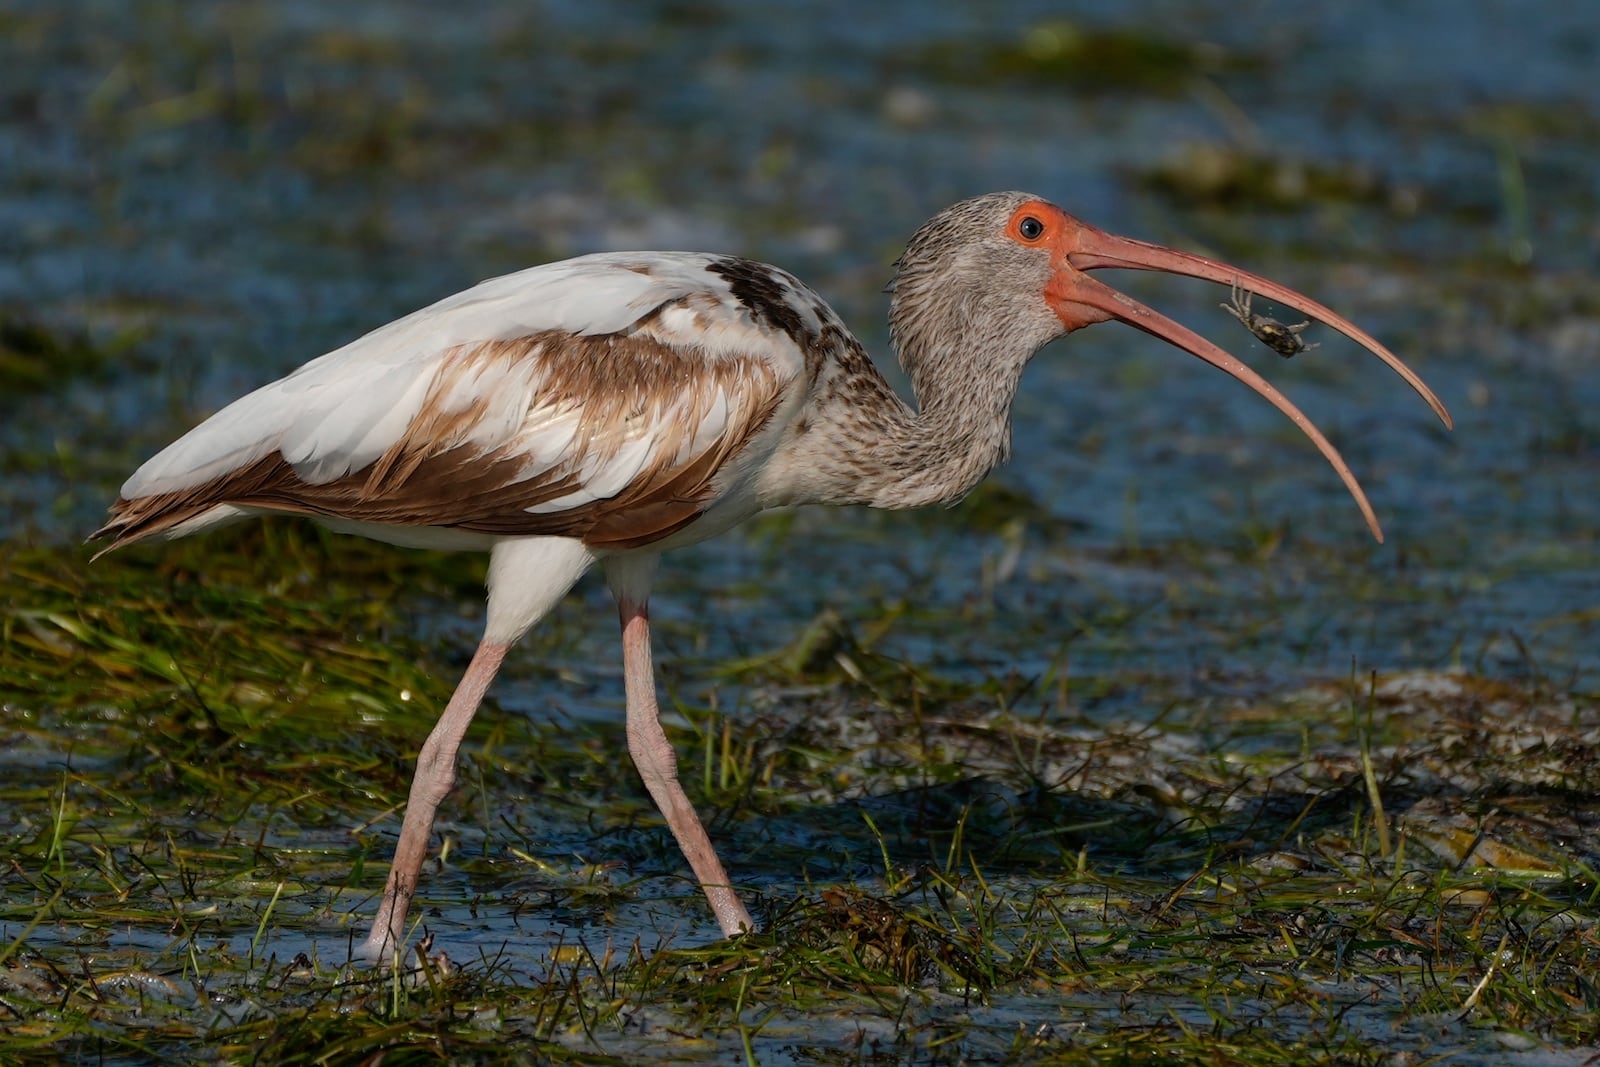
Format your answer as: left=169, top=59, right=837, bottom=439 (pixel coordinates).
left=618, top=598, right=754, bottom=937
left=358, top=639, right=509, bottom=963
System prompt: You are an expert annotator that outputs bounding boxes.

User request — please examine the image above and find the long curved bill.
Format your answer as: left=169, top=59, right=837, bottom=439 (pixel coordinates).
left=1043, top=217, right=1452, bottom=544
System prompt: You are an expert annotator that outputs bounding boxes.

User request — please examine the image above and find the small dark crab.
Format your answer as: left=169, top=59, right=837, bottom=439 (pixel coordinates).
left=1223, top=281, right=1319, bottom=358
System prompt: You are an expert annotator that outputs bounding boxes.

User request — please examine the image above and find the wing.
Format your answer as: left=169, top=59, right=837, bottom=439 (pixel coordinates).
left=94, top=253, right=821, bottom=553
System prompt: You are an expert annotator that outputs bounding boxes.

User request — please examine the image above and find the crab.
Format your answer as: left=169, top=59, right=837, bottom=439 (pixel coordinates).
left=1222, top=281, right=1319, bottom=358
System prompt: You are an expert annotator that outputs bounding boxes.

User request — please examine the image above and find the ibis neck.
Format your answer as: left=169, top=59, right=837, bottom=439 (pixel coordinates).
left=771, top=296, right=1041, bottom=513
left=875, top=392, right=1017, bottom=510
left=841, top=267, right=1055, bottom=510
left=842, top=341, right=1026, bottom=511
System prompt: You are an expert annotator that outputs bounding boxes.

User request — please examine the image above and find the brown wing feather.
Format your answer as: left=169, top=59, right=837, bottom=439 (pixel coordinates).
left=93, top=331, right=788, bottom=553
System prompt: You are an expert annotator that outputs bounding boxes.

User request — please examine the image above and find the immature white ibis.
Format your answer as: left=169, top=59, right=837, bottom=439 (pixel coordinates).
left=93, top=192, right=1451, bottom=961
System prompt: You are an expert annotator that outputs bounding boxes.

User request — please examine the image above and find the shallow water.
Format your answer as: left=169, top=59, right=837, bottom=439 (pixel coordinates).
left=4, top=0, right=1596, bottom=691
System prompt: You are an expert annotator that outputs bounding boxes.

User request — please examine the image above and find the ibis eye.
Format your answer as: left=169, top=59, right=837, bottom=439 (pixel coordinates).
left=1018, top=215, right=1045, bottom=240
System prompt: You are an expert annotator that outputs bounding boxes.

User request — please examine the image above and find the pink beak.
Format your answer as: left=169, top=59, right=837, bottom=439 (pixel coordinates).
left=1043, top=216, right=1452, bottom=544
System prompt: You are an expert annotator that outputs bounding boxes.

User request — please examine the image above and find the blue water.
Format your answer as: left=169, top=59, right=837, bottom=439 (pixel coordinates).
left=3, top=0, right=1595, bottom=690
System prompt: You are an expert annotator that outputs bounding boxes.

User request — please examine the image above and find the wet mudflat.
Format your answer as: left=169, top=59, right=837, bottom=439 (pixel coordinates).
left=3, top=1, right=1598, bottom=1063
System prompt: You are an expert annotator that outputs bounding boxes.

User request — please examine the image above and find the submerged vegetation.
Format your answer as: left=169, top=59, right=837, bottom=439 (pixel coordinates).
left=904, top=18, right=1256, bottom=97
left=0, top=316, right=116, bottom=401
left=2, top=528, right=1596, bottom=1063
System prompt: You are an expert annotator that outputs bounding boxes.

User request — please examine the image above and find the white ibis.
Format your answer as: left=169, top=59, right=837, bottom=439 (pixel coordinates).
left=92, top=192, right=1451, bottom=961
